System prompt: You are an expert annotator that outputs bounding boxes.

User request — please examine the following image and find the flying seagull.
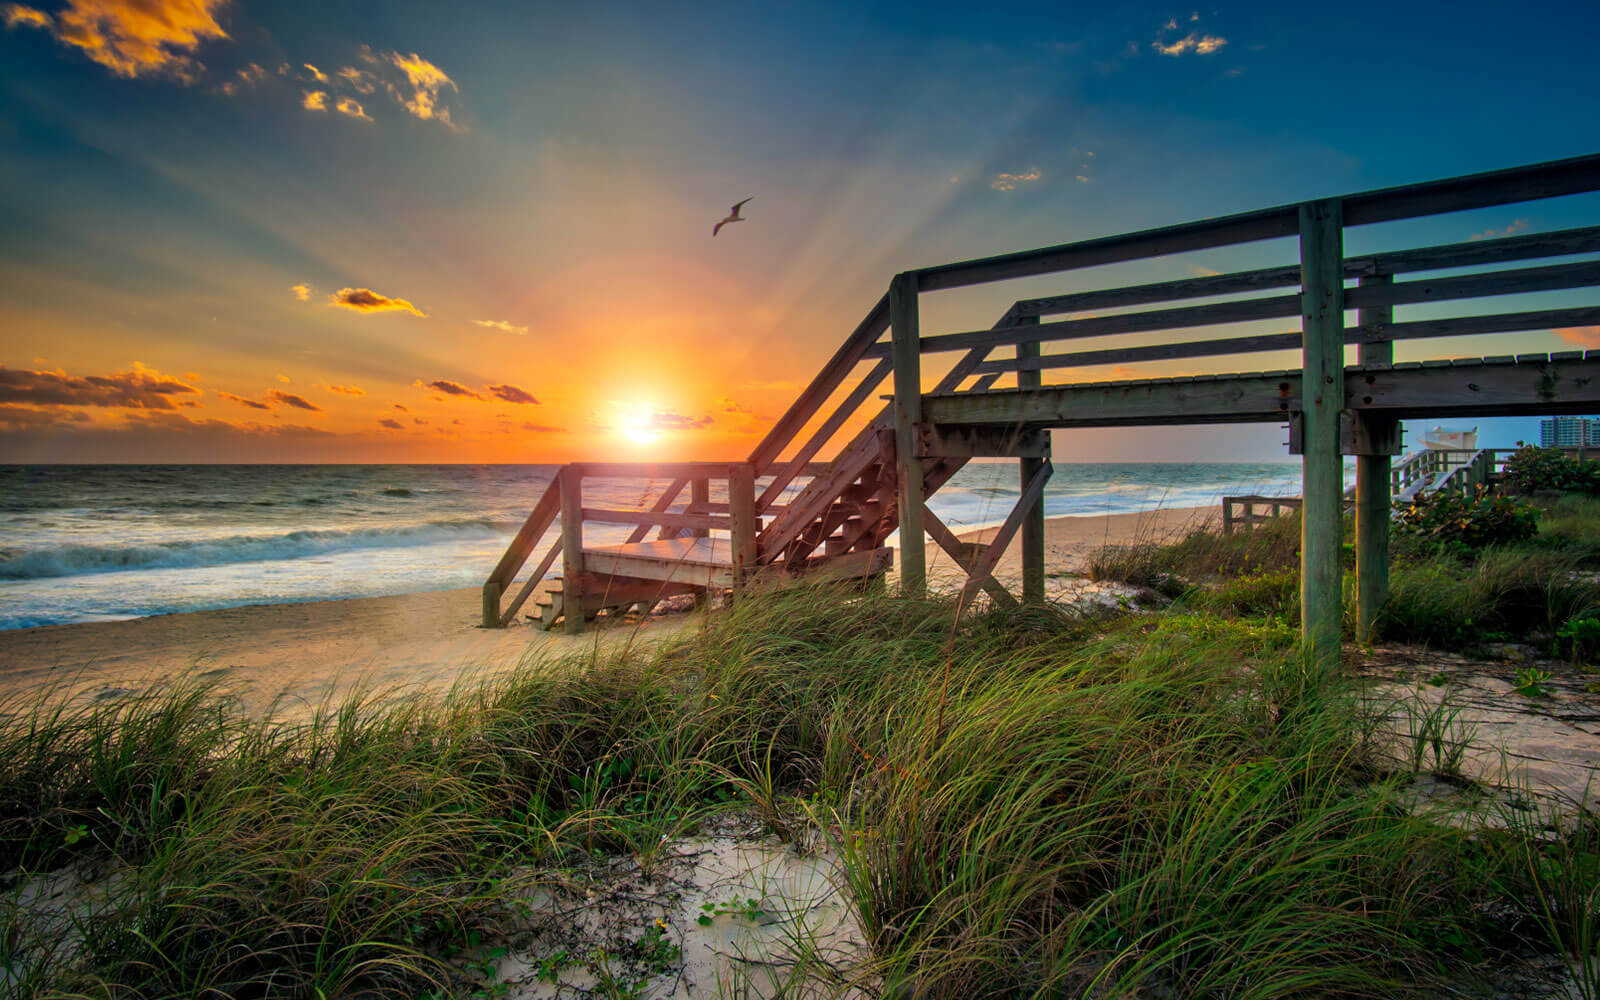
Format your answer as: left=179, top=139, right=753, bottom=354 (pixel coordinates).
left=713, top=197, right=752, bottom=236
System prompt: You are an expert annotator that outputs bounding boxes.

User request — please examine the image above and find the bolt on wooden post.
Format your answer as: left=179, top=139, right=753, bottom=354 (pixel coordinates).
left=889, top=271, right=927, bottom=597
left=1298, top=199, right=1346, bottom=672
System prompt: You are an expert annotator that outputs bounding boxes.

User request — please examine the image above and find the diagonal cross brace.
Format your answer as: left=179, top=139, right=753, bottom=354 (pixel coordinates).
left=943, top=458, right=1053, bottom=608
left=922, top=505, right=1018, bottom=609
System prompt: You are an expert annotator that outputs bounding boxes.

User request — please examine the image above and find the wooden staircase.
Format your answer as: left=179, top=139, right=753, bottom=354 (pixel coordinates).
left=481, top=302, right=1053, bottom=632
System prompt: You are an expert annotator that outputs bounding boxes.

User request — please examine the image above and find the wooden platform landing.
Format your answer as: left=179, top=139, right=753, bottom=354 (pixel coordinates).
left=584, top=536, right=739, bottom=589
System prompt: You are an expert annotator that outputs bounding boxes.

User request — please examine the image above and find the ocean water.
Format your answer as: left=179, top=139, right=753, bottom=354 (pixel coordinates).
left=0, top=462, right=1304, bottom=630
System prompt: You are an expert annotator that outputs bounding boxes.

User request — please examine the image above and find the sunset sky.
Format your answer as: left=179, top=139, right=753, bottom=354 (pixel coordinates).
left=2, top=0, right=1598, bottom=463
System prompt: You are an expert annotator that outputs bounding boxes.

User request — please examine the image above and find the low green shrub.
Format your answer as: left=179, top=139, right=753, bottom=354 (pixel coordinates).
left=1201, top=568, right=1300, bottom=618
left=1089, top=509, right=1303, bottom=590
left=1382, top=547, right=1600, bottom=648
left=1558, top=616, right=1600, bottom=664
left=1393, top=486, right=1539, bottom=550
left=1503, top=444, right=1600, bottom=494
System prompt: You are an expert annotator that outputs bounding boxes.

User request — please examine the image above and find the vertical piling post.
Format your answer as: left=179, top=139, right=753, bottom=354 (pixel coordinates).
left=1299, top=199, right=1346, bottom=672
left=728, top=464, right=757, bottom=597
left=559, top=466, right=586, bottom=635
left=889, top=271, right=927, bottom=597
left=690, top=478, right=710, bottom=539
left=481, top=579, right=503, bottom=629
left=1355, top=274, right=1395, bottom=643
left=1016, top=315, right=1046, bottom=604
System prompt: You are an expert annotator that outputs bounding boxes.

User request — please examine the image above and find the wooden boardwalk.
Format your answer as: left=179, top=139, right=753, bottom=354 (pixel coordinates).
left=484, top=152, right=1600, bottom=669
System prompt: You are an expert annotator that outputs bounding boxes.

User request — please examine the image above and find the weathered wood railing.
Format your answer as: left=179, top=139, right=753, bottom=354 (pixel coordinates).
left=1222, top=495, right=1304, bottom=534
left=859, top=152, right=1600, bottom=663
left=481, top=460, right=825, bottom=629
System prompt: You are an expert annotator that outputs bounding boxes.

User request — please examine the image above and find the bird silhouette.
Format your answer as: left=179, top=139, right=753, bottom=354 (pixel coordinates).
left=713, top=197, right=752, bottom=236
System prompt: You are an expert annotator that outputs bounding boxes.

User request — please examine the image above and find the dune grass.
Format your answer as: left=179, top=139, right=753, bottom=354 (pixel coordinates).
left=1087, top=494, right=1600, bottom=658
left=0, top=589, right=1594, bottom=997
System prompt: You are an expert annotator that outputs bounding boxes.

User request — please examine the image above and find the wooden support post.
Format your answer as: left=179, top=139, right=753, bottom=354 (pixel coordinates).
left=889, top=271, right=927, bottom=597
left=559, top=466, right=586, bottom=635
left=1016, top=314, right=1046, bottom=604
left=1355, top=274, right=1394, bottom=643
left=1299, top=199, right=1346, bottom=671
left=690, top=478, right=710, bottom=539
left=729, top=464, right=757, bottom=596
left=481, top=579, right=503, bottom=629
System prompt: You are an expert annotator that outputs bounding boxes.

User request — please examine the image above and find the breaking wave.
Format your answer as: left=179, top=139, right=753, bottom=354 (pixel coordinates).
left=0, top=518, right=519, bottom=581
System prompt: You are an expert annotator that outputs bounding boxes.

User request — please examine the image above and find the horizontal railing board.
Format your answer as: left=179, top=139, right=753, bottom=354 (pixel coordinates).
left=972, top=332, right=1304, bottom=373
left=914, top=153, right=1600, bottom=293
left=581, top=508, right=739, bottom=531
left=1353, top=258, right=1600, bottom=309
left=1013, top=225, right=1600, bottom=318
left=486, top=483, right=560, bottom=586
left=901, top=262, right=1600, bottom=363
left=746, top=293, right=889, bottom=470
left=756, top=357, right=891, bottom=514
left=922, top=354, right=1600, bottom=427
left=869, top=294, right=1305, bottom=359
left=1362, top=224, right=1600, bottom=277
left=1361, top=304, right=1600, bottom=344
left=974, top=304, right=1600, bottom=375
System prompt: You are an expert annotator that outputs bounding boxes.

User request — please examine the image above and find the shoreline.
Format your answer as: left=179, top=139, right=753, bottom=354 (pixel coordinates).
left=0, top=505, right=1218, bottom=712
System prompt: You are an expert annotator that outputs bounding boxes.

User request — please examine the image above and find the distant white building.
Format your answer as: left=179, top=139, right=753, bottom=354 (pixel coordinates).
left=1420, top=426, right=1477, bottom=450
left=1539, top=417, right=1600, bottom=447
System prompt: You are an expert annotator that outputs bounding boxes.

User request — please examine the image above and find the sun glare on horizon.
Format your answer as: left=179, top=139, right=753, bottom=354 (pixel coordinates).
left=618, top=407, right=660, bottom=445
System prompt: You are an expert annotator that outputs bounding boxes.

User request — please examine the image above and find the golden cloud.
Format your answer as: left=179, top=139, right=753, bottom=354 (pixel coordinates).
left=267, top=390, right=322, bottom=412
left=217, top=59, right=265, bottom=95
left=327, top=384, right=365, bottom=396
left=2, top=4, right=52, bottom=29
left=991, top=168, right=1042, bottom=192
left=301, top=61, right=327, bottom=84
left=416, top=379, right=481, bottom=399
left=290, top=282, right=311, bottom=301
left=0, top=404, right=93, bottom=429
left=1468, top=219, right=1529, bottom=242
left=387, top=50, right=458, bottom=127
left=216, top=390, right=269, bottom=410
left=334, top=95, right=370, bottom=120
left=336, top=65, right=376, bottom=93
left=1555, top=326, right=1600, bottom=348
left=0, top=363, right=199, bottom=409
left=330, top=287, right=427, bottom=317
left=302, top=89, right=327, bottom=111
left=487, top=383, right=539, bottom=405
left=10, top=0, right=230, bottom=81
left=1153, top=32, right=1227, bottom=56
left=472, top=318, right=529, bottom=335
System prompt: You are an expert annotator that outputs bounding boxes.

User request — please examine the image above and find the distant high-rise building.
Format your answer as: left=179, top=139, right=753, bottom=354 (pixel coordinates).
left=1539, top=416, right=1600, bottom=447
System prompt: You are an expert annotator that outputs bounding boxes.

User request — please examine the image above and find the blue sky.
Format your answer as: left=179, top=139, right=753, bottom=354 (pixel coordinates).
left=1, top=0, right=1597, bottom=462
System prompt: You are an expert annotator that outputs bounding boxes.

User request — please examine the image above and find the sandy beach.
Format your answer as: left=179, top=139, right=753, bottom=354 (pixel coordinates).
left=0, top=506, right=1217, bottom=714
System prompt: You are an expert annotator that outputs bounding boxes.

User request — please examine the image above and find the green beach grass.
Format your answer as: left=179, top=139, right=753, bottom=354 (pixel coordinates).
left=2, top=580, right=1597, bottom=998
